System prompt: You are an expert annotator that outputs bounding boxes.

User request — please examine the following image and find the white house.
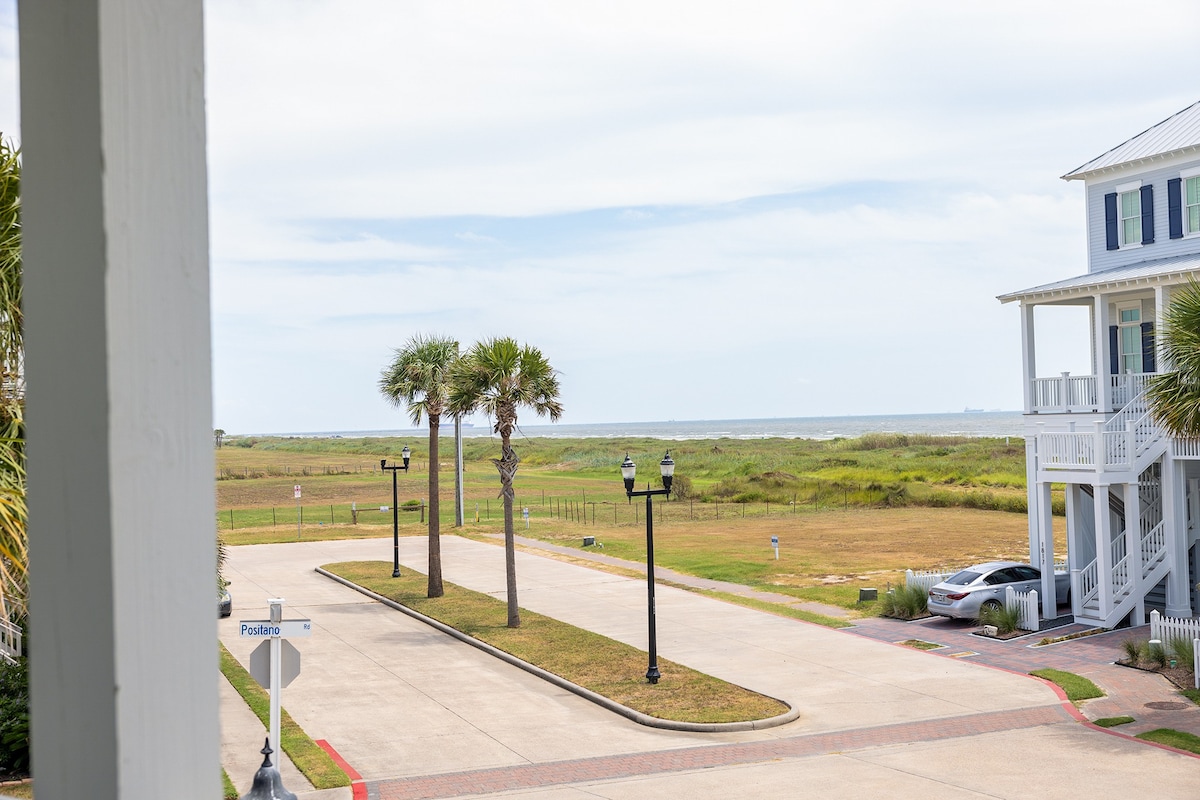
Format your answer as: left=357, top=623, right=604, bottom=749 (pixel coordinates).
left=999, top=101, right=1200, bottom=629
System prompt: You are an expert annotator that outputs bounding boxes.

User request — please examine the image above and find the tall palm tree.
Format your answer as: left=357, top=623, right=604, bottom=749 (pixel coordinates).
left=379, top=334, right=460, bottom=598
left=1147, top=280, right=1200, bottom=438
left=448, top=337, right=562, bottom=627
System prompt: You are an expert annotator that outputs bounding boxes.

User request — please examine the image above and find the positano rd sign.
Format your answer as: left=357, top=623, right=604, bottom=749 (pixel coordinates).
left=239, top=620, right=312, bottom=639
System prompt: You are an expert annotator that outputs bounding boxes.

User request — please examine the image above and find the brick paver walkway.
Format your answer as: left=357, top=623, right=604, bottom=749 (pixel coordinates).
left=367, top=705, right=1070, bottom=799
left=849, top=614, right=1200, bottom=737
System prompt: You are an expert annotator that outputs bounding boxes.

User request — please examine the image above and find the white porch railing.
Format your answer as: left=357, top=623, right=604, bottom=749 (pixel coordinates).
left=1038, top=413, right=1167, bottom=473
left=1029, top=373, right=1150, bottom=414
left=1172, top=438, right=1200, bottom=458
left=0, top=618, right=20, bottom=664
left=1005, top=586, right=1040, bottom=631
left=1149, top=609, right=1200, bottom=644
left=1141, top=520, right=1167, bottom=574
left=1077, top=561, right=1098, bottom=608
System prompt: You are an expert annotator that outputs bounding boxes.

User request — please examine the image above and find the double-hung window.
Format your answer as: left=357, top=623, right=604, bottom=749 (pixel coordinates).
left=1120, top=189, right=1141, bottom=245
left=1105, top=180, right=1153, bottom=249
left=1168, top=168, right=1200, bottom=239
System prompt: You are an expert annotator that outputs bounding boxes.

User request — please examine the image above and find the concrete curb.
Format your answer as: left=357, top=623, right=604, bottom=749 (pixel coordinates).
left=314, top=567, right=801, bottom=733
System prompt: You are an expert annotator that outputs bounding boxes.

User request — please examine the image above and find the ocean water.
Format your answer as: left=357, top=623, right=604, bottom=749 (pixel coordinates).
left=302, top=411, right=1025, bottom=441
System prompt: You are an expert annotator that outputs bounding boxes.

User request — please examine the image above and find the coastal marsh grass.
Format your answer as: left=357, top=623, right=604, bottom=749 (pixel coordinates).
left=217, top=434, right=1066, bottom=609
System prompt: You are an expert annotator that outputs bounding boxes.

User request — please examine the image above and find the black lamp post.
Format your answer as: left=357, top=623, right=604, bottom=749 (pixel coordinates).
left=621, top=450, right=675, bottom=684
left=381, top=445, right=412, bottom=577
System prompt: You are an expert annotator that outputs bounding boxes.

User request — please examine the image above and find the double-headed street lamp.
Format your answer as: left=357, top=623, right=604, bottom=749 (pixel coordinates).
left=621, top=450, right=675, bottom=684
left=381, top=445, right=412, bottom=578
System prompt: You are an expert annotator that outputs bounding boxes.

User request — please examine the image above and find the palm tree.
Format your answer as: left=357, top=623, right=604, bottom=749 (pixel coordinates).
left=448, top=337, right=562, bottom=627
left=379, top=334, right=460, bottom=598
left=213, top=428, right=225, bottom=448
left=1147, top=280, right=1200, bottom=438
left=0, top=137, right=24, bottom=626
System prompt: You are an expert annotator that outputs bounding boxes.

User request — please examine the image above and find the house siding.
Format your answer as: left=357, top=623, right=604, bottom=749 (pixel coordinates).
left=1086, top=154, right=1200, bottom=272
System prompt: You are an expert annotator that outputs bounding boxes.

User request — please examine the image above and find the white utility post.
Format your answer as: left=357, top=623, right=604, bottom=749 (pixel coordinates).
left=771, top=535, right=779, bottom=560
left=295, top=485, right=302, bottom=539
left=241, top=598, right=312, bottom=759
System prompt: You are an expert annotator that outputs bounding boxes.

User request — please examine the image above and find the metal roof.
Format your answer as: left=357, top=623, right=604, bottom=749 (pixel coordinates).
left=1062, top=101, right=1200, bottom=181
left=997, top=253, right=1200, bottom=304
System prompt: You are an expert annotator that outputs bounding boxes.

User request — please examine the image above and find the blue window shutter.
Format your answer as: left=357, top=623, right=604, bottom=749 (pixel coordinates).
left=1105, top=192, right=1119, bottom=250
left=1140, top=184, right=1155, bottom=244
left=1142, top=322, right=1156, bottom=373
left=1109, top=325, right=1119, bottom=374
left=1168, top=178, right=1183, bottom=239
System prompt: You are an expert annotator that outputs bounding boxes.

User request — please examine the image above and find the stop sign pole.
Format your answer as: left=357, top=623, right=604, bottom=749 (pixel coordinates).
left=241, top=598, right=312, bottom=759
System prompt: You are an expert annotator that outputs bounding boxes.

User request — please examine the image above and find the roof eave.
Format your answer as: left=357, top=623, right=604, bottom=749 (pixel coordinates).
left=1061, top=144, right=1200, bottom=182
left=998, top=267, right=1199, bottom=305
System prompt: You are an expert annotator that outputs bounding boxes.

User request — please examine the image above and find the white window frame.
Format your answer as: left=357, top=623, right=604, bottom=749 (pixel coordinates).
left=1180, top=167, right=1200, bottom=237
left=1116, top=301, right=1143, bottom=375
left=1116, top=180, right=1142, bottom=248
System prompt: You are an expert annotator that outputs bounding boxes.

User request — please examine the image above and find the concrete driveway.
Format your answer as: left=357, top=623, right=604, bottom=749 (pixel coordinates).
left=219, top=535, right=1200, bottom=799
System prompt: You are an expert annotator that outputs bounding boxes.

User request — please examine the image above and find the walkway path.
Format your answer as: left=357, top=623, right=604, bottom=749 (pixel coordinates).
left=219, top=536, right=1200, bottom=799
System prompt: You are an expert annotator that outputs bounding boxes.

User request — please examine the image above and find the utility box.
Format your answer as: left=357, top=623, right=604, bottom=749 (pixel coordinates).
left=858, top=588, right=878, bottom=603
left=582, top=536, right=595, bottom=547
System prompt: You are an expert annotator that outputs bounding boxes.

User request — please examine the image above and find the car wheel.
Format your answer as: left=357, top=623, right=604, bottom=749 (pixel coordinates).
left=980, top=599, right=1002, bottom=614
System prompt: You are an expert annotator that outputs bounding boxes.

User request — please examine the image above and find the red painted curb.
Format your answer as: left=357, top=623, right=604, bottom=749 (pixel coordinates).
left=316, top=738, right=367, bottom=799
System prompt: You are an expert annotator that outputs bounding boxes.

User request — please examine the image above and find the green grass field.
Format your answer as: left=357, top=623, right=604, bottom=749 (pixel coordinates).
left=217, top=433, right=1064, bottom=609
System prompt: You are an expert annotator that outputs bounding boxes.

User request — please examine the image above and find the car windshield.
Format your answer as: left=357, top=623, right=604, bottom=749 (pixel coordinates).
left=944, top=570, right=981, bottom=585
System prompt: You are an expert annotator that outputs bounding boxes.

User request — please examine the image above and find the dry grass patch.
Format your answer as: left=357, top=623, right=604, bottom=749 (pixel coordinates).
left=323, top=560, right=789, bottom=724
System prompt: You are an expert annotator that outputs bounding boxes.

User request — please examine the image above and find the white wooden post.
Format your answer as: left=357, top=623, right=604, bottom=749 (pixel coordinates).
left=21, top=0, right=218, bottom=796
left=1020, top=301, right=1037, bottom=413
left=1060, top=371, right=1070, bottom=412
left=1124, top=481, right=1143, bottom=623
left=1095, top=485, right=1113, bottom=620
left=1163, top=455, right=1191, bottom=617
left=1094, top=294, right=1111, bottom=412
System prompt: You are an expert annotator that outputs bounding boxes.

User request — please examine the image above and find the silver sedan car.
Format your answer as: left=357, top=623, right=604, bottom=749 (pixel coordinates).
left=927, top=561, right=1069, bottom=620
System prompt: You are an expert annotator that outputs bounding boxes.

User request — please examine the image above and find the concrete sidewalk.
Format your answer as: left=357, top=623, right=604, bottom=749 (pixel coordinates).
left=220, top=535, right=1200, bottom=799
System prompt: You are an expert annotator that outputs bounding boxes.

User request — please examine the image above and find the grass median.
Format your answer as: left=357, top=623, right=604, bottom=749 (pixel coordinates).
left=322, top=560, right=791, bottom=724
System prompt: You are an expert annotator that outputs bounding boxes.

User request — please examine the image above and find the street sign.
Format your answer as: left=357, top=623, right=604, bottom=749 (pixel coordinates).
left=770, top=535, right=778, bottom=546
left=294, top=484, right=302, bottom=499
left=250, top=639, right=301, bottom=689
left=239, top=619, right=313, bottom=639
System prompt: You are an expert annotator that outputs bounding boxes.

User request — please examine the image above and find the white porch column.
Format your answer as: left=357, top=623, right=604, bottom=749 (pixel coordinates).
left=1095, top=484, right=1114, bottom=616
left=21, top=1, right=218, bottom=798
left=1093, top=293, right=1111, bottom=412
left=1163, top=456, right=1191, bottom=617
left=1123, top=480, right=1144, bottom=623
left=1020, top=301, right=1037, bottom=413
left=1155, top=285, right=1170, bottom=373
left=1025, top=435, right=1039, bottom=571
left=1039, top=482, right=1056, bottom=619
left=1065, top=483, right=1080, bottom=615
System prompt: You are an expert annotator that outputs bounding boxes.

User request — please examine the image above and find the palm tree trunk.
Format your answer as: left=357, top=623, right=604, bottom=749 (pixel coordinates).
left=427, top=415, right=444, bottom=598
left=499, top=431, right=520, bottom=627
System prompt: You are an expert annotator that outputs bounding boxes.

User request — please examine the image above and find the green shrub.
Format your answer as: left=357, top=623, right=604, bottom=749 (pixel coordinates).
left=1167, top=635, right=1196, bottom=672
left=1121, top=638, right=1144, bottom=666
left=977, top=602, right=1023, bottom=634
left=0, top=657, right=29, bottom=775
left=1148, top=640, right=1168, bottom=668
left=879, top=584, right=928, bottom=620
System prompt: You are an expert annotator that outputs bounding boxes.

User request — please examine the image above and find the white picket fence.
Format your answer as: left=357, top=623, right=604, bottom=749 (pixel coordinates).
left=1005, top=586, right=1040, bottom=631
left=905, top=569, right=952, bottom=591
left=1148, top=609, right=1200, bottom=644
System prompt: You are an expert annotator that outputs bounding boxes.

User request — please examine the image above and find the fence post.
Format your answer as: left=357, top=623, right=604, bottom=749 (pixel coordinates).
left=905, top=569, right=914, bottom=587
left=1150, top=609, right=1161, bottom=641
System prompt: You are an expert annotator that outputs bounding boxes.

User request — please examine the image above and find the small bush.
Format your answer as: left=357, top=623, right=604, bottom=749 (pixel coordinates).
left=879, top=584, right=928, bottom=620
left=1167, top=635, right=1196, bottom=672
left=1121, top=638, right=1144, bottom=666
left=1147, top=640, right=1168, bottom=668
left=977, top=602, right=1023, bottom=634
left=0, top=657, right=29, bottom=775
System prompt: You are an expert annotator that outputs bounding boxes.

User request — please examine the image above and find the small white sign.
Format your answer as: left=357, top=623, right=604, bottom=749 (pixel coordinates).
left=294, top=485, right=302, bottom=499
left=239, top=619, right=313, bottom=639
left=771, top=536, right=778, bottom=546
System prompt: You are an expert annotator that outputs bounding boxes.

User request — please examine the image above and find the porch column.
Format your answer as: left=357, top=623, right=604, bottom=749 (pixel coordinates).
left=1095, top=484, right=1114, bottom=616
left=1155, top=285, right=1172, bottom=373
left=1020, top=301, right=1037, bottom=413
left=1163, top=456, right=1191, bottom=617
left=1025, top=434, right=1039, bottom=572
left=21, top=1, right=218, bottom=797
left=1038, top=481, right=1056, bottom=619
left=1123, top=480, right=1144, bottom=623
left=1065, top=484, right=1080, bottom=615
left=1093, top=293, right=1111, bottom=412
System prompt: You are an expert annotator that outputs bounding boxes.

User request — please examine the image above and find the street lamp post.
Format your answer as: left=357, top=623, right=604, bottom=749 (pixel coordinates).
left=381, top=445, right=412, bottom=577
left=621, top=450, right=675, bottom=684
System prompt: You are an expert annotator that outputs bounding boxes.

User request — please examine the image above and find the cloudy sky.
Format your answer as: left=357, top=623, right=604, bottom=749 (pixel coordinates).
left=5, top=2, right=1200, bottom=433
